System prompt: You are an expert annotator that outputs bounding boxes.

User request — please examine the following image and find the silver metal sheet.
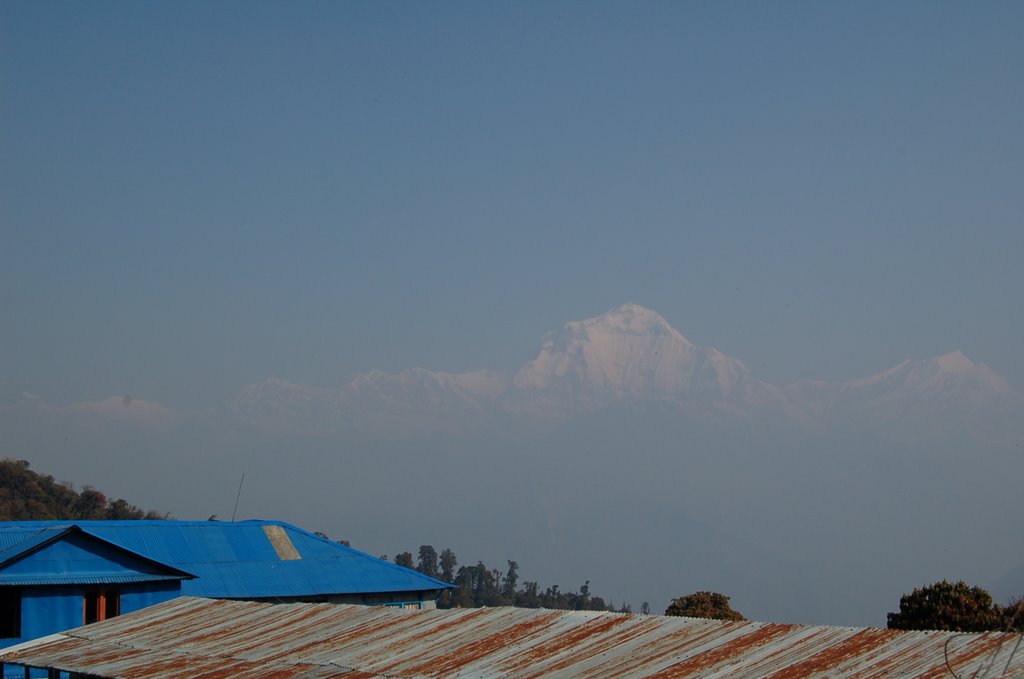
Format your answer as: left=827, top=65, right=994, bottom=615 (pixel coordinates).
left=3, top=597, right=1022, bottom=678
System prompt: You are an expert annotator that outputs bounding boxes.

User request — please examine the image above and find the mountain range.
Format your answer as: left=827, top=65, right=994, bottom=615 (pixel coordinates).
left=4, top=304, right=1022, bottom=627
left=229, top=303, right=1020, bottom=438
left=27, top=303, right=1010, bottom=440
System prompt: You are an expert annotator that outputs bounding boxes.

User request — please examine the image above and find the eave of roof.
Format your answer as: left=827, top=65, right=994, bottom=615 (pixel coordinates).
left=0, top=574, right=185, bottom=586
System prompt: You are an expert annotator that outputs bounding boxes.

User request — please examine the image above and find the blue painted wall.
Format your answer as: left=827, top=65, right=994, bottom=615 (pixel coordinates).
left=3, top=582, right=182, bottom=679
left=121, top=581, right=182, bottom=615
left=4, top=580, right=181, bottom=647
left=0, top=530, right=187, bottom=677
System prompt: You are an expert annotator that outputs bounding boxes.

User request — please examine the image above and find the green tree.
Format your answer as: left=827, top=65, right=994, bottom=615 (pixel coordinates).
left=0, top=459, right=165, bottom=521
left=313, top=531, right=350, bottom=546
left=73, top=488, right=108, bottom=519
left=665, top=591, right=745, bottom=621
left=516, top=581, right=540, bottom=608
left=393, top=552, right=414, bottom=569
left=450, top=565, right=476, bottom=608
left=388, top=542, right=619, bottom=613
left=1003, top=597, right=1024, bottom=632
left=479, top=565, right=503, bottom=606
left=887, top=580, right=1002, bottom=632
left=417, top=545, right=439, bottom=579
left=502, top=560, right=519, bottom=599
left=107, top=498, right=146, bottom=520
left=579, top=580, right=590, bottom=609
left=439, top=548, right=457, bottom=582
left=435, top=548, right=458, bottom=608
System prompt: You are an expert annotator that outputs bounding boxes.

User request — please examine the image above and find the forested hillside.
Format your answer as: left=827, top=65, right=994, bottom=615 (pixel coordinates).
left=0, top=459, right=166, bottom=521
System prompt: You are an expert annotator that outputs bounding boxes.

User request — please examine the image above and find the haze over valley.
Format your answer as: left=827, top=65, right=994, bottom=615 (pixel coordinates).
left=6, top=304, right=1022, bottom=626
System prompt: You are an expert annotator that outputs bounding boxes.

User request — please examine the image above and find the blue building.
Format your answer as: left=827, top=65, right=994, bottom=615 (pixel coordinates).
left=0, top=519, right=451, bottom=667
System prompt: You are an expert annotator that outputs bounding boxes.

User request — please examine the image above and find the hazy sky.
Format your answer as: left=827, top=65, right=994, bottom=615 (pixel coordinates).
left=3, top=1, right=1023, bottom=410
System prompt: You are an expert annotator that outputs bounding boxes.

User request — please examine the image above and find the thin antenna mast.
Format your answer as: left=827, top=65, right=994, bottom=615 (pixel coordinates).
left=231, top=473, right=245, bottom=522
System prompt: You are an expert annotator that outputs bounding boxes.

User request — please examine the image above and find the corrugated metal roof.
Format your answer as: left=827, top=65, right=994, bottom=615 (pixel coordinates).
left=3, top=596, right=1022, bottom=678
left=0, top=524, right=195, bottom=588
left=0, top=526, right=72, bottom=566
left=0, top=520, right=450, bottom=597
left=0, top=574, right=185, bottom=586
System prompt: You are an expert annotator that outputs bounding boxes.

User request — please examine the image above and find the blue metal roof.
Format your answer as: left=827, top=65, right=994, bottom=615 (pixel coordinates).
left=0, top=524, right=195, bottom=587
left=0, top=520, right=451, bottom=599
left=0, top=574, right=185, bottom=586
left=0, top=526, right=73, bottom=567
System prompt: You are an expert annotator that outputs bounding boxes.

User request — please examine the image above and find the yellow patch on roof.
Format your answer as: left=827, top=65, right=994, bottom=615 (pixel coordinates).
left=262, top=525, right=300, bottom=560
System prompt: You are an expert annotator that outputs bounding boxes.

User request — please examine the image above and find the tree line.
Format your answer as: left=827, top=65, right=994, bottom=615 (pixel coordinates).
left=663, top=583, right=1022, bottom=632
left=4, top=458, right=1019, bottom=630
left=0, top=459, right=166, bottom=521
left=389, top=545, right=635, bottom=612
left=0, top=459, right=631, bottom=611
left=886, top=580, right=1023, bottom=633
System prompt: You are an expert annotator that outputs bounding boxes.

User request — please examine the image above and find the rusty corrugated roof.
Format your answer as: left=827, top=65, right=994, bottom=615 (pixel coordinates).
left=2, top=596, right=1022, bottom=678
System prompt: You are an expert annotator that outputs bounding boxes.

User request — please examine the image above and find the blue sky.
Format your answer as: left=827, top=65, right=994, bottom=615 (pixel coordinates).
left=3, top=1, right=1023, bottom=409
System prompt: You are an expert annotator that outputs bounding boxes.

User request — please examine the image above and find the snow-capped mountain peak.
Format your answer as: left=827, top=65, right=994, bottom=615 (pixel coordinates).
left=583, top=303, right=689, bottom=340
left=512, top=304, right=754, bottom=401
left=63, top=396, right=177, bottom=432
left=931, top=350, right=975, bottom=375
left=907, top=351, right=1011, bottom=394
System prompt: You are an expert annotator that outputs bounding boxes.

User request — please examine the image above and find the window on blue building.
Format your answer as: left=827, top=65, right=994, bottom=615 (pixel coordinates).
left=0, top=588, right=20, bottom=638
left=83, top=589, right=119, bottom=624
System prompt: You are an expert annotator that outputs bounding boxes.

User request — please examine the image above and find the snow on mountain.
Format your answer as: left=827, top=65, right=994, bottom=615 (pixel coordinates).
left=209, top=306, right=1020, bottom=436
left=0, top=392, right=179, bottom=438
left=893, top=350, right=1011, bottom=396
left=217, top=305, right=790, bottom=434
left=11, top=392, right=56, bottom=416
left=219, top=368, right=510, bottom=436
left=346, top=368, right=507, bottom=405
left=340, top=368, right=507, bottom=433
left=65, top=396, right=177, bottom=431
left=788, top=351, right=1012, bottom=405
left=444, top=370, right=509, bottom=398
left=515, top=304, right=706, bottom=394
left=510, top=304, right=788, bottom=419
left=825, top=351, right=1010, bottom=396
left=785, top=351, right=1019, bottom=437
left=22, top=306, right=1011, bottom=440
left=221, top=377, right=346, bottom=434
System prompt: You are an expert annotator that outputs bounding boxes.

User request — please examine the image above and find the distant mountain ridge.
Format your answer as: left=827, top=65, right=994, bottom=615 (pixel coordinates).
left=8, top=304, right=1021, bottom=440
left=215, top=304, right=1017, bottom=436
left=4, top=305, right=1022, bottom=627
left=784, top=349, right=1018, bottom=437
